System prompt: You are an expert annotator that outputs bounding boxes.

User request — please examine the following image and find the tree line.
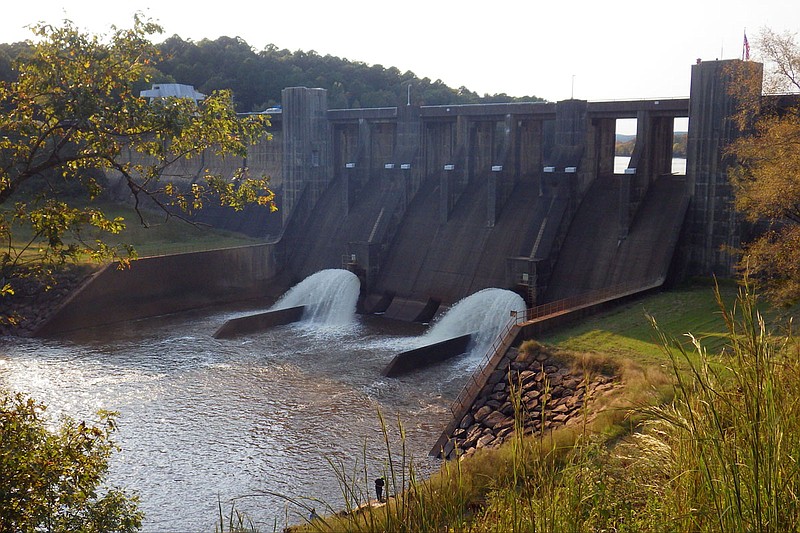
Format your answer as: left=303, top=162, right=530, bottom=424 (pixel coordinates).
left=0, top=34, right=545, bottom=112
left=615, top=133, right=687, bottom=157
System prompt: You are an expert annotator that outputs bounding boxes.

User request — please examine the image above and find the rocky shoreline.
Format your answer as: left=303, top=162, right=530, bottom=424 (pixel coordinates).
left=0, top=265, right=95, bottom=336
left=440, top=341, right=620, bottom=460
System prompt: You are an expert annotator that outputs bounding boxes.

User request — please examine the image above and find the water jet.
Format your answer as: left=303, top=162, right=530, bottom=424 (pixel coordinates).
left=213, top=269, right=360, bottom=338
left=382, top=288, right=526, bottom=376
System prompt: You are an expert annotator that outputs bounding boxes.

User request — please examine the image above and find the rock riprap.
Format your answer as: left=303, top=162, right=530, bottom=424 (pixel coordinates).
left=441, top=342, right=619, bottom=460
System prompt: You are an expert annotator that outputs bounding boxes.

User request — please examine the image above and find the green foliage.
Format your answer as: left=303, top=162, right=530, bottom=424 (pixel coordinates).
left=0, top=17, right=275, bottom=322
left=637, top=281, right=800, bottom=531
left=727, top=28, right=800, bottom=305
left=0, top=391, right=142, bottom=532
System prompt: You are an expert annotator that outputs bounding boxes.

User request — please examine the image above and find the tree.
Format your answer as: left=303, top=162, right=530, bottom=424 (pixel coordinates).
left=0, top=391, right=143, bottom=532
left=0, top=17, right=276, bottom=322
left=727, top=28, right=800, bottom=304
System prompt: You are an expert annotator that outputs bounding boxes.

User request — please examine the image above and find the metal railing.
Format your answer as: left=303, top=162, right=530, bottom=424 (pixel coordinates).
left=446, top=276, right=666, bottom=418
left=447, top=318, right=520, bottom=417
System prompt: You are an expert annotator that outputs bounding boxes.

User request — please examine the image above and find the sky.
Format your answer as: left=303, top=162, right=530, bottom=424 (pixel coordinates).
left=1, top=0, right=795, bottom=102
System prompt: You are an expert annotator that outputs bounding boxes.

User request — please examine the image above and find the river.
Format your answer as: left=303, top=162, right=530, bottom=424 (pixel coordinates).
left=0, top=304, right=472, bottom=531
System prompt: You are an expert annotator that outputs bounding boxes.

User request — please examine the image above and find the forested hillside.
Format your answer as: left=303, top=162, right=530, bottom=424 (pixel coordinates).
left=0, top=35, right=545, bottom=112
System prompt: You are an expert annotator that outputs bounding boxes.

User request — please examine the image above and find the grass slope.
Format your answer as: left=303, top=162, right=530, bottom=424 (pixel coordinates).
left=538, top=281, right=739, bottom=366
left=98, top=203, right=264, bottom=258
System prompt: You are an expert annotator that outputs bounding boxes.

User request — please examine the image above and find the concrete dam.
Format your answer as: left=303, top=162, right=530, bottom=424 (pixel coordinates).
left=258, top=75, right=701, bottom=320
left=37, top=59, right=776, bottom=334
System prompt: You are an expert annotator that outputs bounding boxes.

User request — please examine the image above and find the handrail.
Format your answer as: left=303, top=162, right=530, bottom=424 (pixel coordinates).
left=446, top=276, right=666, bottom=417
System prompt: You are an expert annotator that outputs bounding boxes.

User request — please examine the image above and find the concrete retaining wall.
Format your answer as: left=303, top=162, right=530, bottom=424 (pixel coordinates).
left=35, top=243, right=279, bottom=336
left=213, top=305, right=304, bottom=339
left=382, top=333, right=472, bottom=377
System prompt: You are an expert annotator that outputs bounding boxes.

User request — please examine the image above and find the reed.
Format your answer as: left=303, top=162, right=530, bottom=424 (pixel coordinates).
left=215, top=498, right=259, bottom=533
left=635, top=280, right=800, bottom=531
left=287, top=282, right=800, bottom=532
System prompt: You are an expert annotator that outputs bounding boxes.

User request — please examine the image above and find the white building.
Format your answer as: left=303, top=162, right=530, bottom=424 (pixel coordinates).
left=140, top=83, right=205, bottom=103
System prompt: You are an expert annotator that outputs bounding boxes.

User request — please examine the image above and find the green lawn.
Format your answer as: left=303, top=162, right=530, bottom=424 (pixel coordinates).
left=98, top=203, right=265, bottom=257
left=537, top=281, right=741, bottom=366
left=3, top=201, right=265, bottom=262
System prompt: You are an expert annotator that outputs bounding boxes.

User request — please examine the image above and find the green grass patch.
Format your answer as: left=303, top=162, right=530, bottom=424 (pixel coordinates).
left=2, top=201, right=264, bottom=262
left=538, top=282, right=739, bottom=367
left=97, top=203, right=264, bottom=258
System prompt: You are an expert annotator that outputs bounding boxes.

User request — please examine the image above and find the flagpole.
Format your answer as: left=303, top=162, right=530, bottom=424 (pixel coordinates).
left=743, top=28, right=749, bottom=61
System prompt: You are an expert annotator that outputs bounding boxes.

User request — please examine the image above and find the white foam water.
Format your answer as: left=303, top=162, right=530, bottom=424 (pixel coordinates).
left=271, top=269, right=360, bottom=325
left=421, top=288, right=526, bottom=364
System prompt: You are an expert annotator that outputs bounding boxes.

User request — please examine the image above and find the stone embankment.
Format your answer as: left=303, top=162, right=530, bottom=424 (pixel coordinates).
left=441, top=342, right=619, bottom=460
left=0, top=265, right=94, bottom=336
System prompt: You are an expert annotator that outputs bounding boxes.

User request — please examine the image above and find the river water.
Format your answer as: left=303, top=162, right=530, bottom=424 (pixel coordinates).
left=0, top=305, right=473, bottom=531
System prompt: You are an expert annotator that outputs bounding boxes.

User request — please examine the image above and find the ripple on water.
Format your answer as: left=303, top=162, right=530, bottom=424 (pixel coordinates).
left=0, top=309, right=470, bottom=531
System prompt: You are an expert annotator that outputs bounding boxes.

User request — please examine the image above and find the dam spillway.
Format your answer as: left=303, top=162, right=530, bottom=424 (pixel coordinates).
left=382, top=288, right=527, bottom=377
left=273, top=88, right=692, bottom=318
left=213, top=269, right=360, bottom=338
left=35, top=59, right=783, bottom=337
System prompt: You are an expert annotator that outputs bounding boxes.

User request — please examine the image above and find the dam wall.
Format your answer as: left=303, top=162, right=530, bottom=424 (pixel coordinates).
left=35, top=243, right=281, bottom=336
left=269, top=59, right=794, bottom=312
left=36, top=59, right=795, bottom=333
left=273, top=87, right=692, bottom=314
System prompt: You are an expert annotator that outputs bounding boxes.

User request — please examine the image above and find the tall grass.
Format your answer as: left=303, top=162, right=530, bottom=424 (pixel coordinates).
left=286, top=282, right=800, bottom=532
left=636, top=281, right=800, bottom=531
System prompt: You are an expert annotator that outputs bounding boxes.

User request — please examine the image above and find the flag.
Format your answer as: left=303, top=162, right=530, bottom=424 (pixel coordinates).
left=743, top=31, right=750, bottom=60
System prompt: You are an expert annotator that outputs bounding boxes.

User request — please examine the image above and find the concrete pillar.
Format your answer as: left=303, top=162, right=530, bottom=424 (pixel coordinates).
left=281, top=87, right=331, bottom=223
left=487, top=114, right=516, bottom=227
left=394, top=102, right=422, bottom=207
left=517, top=119, right=544, bottom=180
left=340, top=119, right=371, bottom=212
left=440, top=115, right=469, bottom=223
left=554, top=99, right=588, bottom=149
left=545, top=99, right=587, bottom=200
left=686, top=59, right=762, bottom=275
left=594, top=118, right=616, bottom=178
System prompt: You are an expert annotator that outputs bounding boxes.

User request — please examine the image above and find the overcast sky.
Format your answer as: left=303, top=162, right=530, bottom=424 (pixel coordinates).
left=2, top=0, right=795, bottom=102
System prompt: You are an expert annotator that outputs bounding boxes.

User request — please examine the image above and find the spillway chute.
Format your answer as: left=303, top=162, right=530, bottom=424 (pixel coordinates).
left=271, top=269, right=360, bottom=325
left=214, top=269, right=360, bottom=338
left=382, top=288, right=526, bottom=376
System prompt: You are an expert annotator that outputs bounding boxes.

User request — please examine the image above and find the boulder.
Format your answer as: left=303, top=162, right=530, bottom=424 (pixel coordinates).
left=485, top=399, right=502, bottom=409
left=493, top=417, right=515, bottom=433
left=496, top=426, right=515, bottom=440
left=476, top=433, right=496, bottom=448
left=483, top=411, right=511, bottom=429
left=474, top=405, right=493, bottom=422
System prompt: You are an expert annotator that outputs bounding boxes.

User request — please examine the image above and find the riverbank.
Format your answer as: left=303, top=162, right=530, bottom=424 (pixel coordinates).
left=1, top=264, right=96, bottom=336
left=437, top=341, right=623, bottom=460
left=286, top=282, right=800, bottom=532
